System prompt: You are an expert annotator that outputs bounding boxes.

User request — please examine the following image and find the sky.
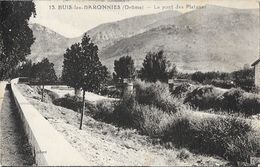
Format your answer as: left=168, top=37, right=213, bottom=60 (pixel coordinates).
left=29, top=0, right=259, bottom=38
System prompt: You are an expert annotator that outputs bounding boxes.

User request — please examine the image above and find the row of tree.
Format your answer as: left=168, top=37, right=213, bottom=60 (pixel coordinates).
left=11, top=58, right=57, bottom=101
left=113, top=50, right=177, bottom=83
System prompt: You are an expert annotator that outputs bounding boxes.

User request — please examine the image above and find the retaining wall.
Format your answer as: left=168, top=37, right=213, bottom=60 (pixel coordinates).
left=11, top=83, right=87, bottom=166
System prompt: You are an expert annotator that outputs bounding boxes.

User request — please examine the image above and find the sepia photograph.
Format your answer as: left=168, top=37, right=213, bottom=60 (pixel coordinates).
left=1, top=0, right=260, bottom=166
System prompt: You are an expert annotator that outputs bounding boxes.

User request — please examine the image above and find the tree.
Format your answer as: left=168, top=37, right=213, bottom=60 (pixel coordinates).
left=191, top=71, right=206, bottom=83
left=232, top=68, right=254, bottom=92
left=34, top=58, right=57, bottom=101
left=62, top=34, right=108, bottom=129
left=62, top=43, right=83, bottom=97
left=10, top=59, right=33, bottom=78
left=113, top=55, right=135, bottom=82
left=140, top=50, right=177, bottom=82
left=0, top=1, right=36, bottom=79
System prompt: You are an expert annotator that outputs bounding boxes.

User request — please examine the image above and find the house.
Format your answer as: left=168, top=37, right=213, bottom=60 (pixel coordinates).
left=252, top=58, right=260, bottom=88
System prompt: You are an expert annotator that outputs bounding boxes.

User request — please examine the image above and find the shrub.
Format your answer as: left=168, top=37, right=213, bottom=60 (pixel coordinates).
left=44, top=89, right=59, bottom=102
left=184, top=86, right=260, bottom=116
left=218, top=88, right=244, bottom=113
left=171, top=83, right=192, bottom=98
left=162, top=115, right=260, bottom=162
left=134, top=80, right=179, bottom=113
left=240, top=94, right=260, bottom=116
left=191, top=71, right=206, bottom=83
left=176, top=149, right=191, bottom=160
left=91, top=100, right=117, bottom=121
left=53, top=95, right=82, bottom=111
left=232, top=68, right=254, bottom=92
left=211, top=79, right=235, bottom=89
left=77, top=80, right=260, bottom=163
left=184, top=86, right=222, bottom=110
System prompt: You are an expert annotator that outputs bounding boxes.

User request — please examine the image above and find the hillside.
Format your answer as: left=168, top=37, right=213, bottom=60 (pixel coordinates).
left=28, top=23, right=79, bottom=75
left=86, top=10, right=181, bottom=50
left=28, top=5, right=259, bottom=75
left=28, top=10, right=181, bottom=76
left=100, top=5, right=259, bottom=72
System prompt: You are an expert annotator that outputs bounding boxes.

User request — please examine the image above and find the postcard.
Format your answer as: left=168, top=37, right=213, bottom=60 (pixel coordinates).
left=0, top=0, right=260, bottom=166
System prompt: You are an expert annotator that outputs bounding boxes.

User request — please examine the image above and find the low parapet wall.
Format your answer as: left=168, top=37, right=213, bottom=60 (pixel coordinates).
left=0, top=81, right=7, bottom=111
left=11, top=83, right=87, bottom=166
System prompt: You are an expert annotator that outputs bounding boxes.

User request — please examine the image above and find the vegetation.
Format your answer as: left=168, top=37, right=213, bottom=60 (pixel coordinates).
left=189, top=68, right=255, bottom=92
left=62, top=34, right=108, bottom=94
left=161, top=115, right=260, bottom=162
left=53, top=94, right=83, bottom=112
left=50, top=77, right=260, bottom=163
left=139, top=50, right=177, bottom=83
left=85, top=81, right=260, bottom=163
left=33, top=58, right=57, bottom=101
left=0, top=1, right=36, bottom=79
left=113, top=55, right=135, bottom=82
left=232, top=68, right=254, bottom=92
left=134, top=80, right=180, bottom=113
left=183, top=86, right=260, bottom=116
left=62, top=34, right=108, bottom=129
left=183, top=86, right=223, bottom=110
left=11, top=59, right=34, bottom=78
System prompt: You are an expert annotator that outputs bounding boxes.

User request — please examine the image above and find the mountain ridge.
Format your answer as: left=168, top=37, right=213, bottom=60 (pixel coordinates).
left=28, top=6, right=259, bottom=76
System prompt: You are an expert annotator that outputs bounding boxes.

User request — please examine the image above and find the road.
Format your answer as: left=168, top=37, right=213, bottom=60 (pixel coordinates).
left=0, top=84, right=35, bottom=166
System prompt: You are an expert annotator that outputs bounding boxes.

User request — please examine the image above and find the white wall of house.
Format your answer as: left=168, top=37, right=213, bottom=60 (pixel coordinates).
left=255, top=62, right=260, bottom=88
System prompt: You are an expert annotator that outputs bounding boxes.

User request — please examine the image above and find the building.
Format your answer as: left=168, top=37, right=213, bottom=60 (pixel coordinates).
left=252, top=58, right=260, bottom=88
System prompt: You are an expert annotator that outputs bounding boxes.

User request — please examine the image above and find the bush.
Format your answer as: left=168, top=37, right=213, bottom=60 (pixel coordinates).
left=184, top=86, right=260, bottom=116
left=176, top=149, right=191, bottom=160
left=239, top=94, right=260, bottom=116
left=171, top=83, right=193, bottom=98
left=232, top=68, right=254, bottom=92
left=134, top=80, right=179, bottom=113
left=53, top=95, right=82, bottom=111
left=211, top=79, right=235, bottom=89
left=162, top=115, right=260, bottom=162
left=218, top=88, right=244, bottom=113
left=184, top=86, right=222, bottom=110
left=90, top=100, right=118, bottom=121
left=79, top=80, right=260, bottom=163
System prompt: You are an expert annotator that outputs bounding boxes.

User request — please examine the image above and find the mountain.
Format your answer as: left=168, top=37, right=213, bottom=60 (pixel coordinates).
left=28, top=6, right=259, bottom=76
left=85, top=10, right=181, bottom=50
left=28, top=23, right=79, bottom=75
left=28, top=11, right=181, bottom=76
left=100, top=5, right=259, bottom=72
